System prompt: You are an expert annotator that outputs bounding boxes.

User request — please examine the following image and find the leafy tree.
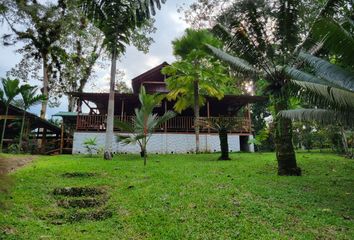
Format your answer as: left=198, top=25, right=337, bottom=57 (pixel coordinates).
left=204, top=0, right=346, bottom=175
left=116, top=81, right=132, bottom=94
left=81, top=0, right=166, bottom=160
left=55, top=8, right=155, bottom=111
left=180, top=0, right=232, bottom=29
left=0, top=0, right=69, bottom=118
left=115, top=87, right=175, bottom=166
left=54, top=8, right=105, bottom=112
left=15, top=86, right=46, bottom=151
left=0, top=78, right=28, bottom=152
left=161, top=29, right=230, bottom=153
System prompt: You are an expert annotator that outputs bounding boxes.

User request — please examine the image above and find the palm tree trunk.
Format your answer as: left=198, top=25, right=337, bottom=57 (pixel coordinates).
left=104, top=49, right=117, bottom=160
left=218, top=128, right=230, bottom=160
left=274, top=99, right=301, bottom=176
left=193, top=79, right=200, bottom=153
left=41, top=55, right=49, bottom=119
left=0, top=106, right=9, bottom=152
left=19, top=110, right=26, bottom=151
left=143, top=137, right=147, bottom=166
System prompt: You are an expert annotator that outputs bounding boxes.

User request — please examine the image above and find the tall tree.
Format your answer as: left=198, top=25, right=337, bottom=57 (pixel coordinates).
left=205, top=0, right=346, bottom=175
left=279, top=16, right=354, bottom=157
left=0, top=0, right=68, bottom=119
left=162, top=29, right=229, bottom=153
left=53, top=9, right=105, bottom=112
left=81, top=0, right=166, bottom=160
left=179, top=0, right=233, bottom=29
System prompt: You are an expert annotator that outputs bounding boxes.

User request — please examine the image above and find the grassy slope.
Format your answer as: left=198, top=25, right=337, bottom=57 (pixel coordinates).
left=0, top=152, right=353, bottom=240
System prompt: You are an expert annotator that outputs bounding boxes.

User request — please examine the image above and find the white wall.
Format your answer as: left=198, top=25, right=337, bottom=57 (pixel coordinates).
left=73, top=132, right=254, bottom=154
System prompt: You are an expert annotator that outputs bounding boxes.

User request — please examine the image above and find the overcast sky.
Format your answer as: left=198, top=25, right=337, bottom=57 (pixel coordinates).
left=0, top=0, right=193, bottom=118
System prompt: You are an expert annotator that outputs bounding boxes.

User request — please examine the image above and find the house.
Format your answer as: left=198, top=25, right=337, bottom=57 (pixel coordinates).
left=0, top=101, right=62, bottom=154
left=58, top=62, right=265, bottom=154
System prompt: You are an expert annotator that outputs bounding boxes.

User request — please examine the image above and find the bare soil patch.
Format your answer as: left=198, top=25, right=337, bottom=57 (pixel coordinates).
left=57, top=197, right=108, bottom=208
left=53, top=187, right=106, bottom=197
left=0, top=155, right=36, bottom=174
left=61, top=172, right=97, bottom=178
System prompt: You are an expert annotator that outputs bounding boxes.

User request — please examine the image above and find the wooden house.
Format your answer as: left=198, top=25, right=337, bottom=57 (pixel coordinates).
left=60, top=62, right=265, bottom=154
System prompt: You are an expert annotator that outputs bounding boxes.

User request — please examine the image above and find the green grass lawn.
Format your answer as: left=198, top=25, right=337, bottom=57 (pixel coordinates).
left=0, top=152, right=353, bottom=240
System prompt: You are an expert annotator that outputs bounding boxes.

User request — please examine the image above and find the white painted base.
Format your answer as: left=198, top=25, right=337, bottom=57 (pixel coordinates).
left=72, top=132, right=254, bottom=154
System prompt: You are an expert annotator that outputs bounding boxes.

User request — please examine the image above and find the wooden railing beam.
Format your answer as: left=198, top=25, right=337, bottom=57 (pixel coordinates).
left=75, top=115, right=252, bottom=134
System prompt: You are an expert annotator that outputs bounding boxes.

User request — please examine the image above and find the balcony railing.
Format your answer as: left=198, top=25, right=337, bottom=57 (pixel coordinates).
left=76, top=115, right=251, bottom=133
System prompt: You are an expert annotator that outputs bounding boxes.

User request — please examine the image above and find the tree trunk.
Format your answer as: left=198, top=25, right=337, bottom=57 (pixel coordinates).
left=104, top=49, right=117, bottom=160
left=218, top=128, right=230, bottom=160
left=340, top=127, right=351, bottom=158
left=143, top=148, right=147, bottom=166
left=142, top=136, right=147, bottom=166
left=193, top=79, right=200, bottom=153
left=19, top=110, right=26, bottom=151
left=274, top=98, right=301, bottom=176
left=68, top=95, right=75, bottom=112
left=41, top=56, right=49, bottom=119
left=0, top=106, right=9, bottom=152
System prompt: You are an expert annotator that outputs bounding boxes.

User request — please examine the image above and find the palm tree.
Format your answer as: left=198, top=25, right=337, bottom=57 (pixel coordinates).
left=198, top=117, right=241, bottom=160
left=161, top=29, right=229, bottom=153
left=81, top=0, right=166, bottom=160
left=279, top=17, right=354, bottom=157
left=115, top=87, right=175, bottom=166
left=0, top=78, right=26, bottom=152
left=15, top=86, right=46, bottom=151
left=204, top=0, right=345, bottom=175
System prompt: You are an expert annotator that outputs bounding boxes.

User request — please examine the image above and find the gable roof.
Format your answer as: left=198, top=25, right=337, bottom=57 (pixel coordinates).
left=131, top=62, right=169, bottom=93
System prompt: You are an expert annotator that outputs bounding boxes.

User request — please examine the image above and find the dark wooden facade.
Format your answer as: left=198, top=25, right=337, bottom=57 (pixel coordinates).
left=70, top=62, right=265, bottom=134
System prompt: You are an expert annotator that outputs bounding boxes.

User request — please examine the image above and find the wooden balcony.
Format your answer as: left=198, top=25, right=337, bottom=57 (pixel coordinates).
left=76, top=115, right=251, bottom=134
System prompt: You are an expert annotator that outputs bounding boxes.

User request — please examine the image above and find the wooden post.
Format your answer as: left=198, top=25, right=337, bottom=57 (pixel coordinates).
left=164, top=101, right=167, bottom=133
left=247, top=104, right=251, bottom=133
left=121, top=99, right=125, bottom=119
left=41, top=128, right=47, bottom=154
left=60, top=121, right=64, bottom=154
left=207, top=101, right=210, bottom=134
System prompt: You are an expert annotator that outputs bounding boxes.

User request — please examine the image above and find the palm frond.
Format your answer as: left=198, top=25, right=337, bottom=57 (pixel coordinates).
left=285, top=66, right=343, bottom=89
left=1, top=77, right=21, bottom=104
left=114, top=119, right=135, bottom=132
left=293, top=80, right=354, bottom=109
left=155, top=111, right=176, bottom=128
left=206, top=44, right=256, bottom=74
left=312, top=17, right=354, bottom=65
left=279, top=108, right=354, bottom=127
left=299, top=52, right=354, bottom=92
left=116, top=134, right=145, bottom=145
left=0, top=89, right=4, bottom=102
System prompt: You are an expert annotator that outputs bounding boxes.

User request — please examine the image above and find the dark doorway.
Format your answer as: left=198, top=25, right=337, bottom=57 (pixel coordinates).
left=240, top=136, right=250, bottom=152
